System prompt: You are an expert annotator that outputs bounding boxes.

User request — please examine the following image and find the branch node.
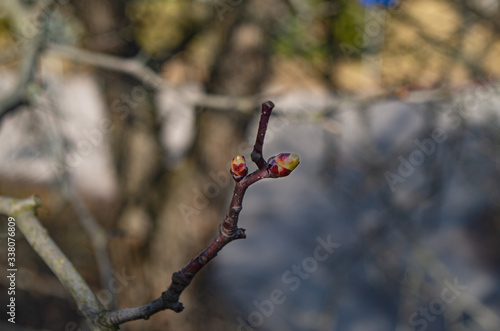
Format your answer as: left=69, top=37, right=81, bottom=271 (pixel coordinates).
left=161, top=291, right=184, bottom=311
left=32, top=195, right=42, bottom=207
left=250, top=150, right=262, bottom=164
left=235, top=228, right=246, bottom=239
left=198, top=255, right=208, bottom=265
left=231, top=206, right=242, bottom=213
left=172, top=271, right=191, bottom=287
left=162, top=299, right=184, bottom=313
left=219, top=222, right=237, bottom=238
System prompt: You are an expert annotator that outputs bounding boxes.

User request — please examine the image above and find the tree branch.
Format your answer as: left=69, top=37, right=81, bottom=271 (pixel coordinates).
left=100, top=101, right=294, bottom=327
left=0, top=196, right=114, bottom=331
left=102, top=172, right=272, bottom=324
left=0, top=12, right=50, bottom=121
left=251, top=100, right=275, bottom=169
left=46, top=43, right=163, bottom=90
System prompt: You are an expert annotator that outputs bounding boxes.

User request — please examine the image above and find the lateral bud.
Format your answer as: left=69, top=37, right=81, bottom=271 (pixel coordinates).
left=230, top=155, right=248, bottom=182
left=267, top=153, right=300, bottom=178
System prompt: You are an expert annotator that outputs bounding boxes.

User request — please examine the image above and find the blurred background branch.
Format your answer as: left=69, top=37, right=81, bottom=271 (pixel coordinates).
left=0, top=195, right=109, bottom=330
left=0, top=3, right=51, bottom=120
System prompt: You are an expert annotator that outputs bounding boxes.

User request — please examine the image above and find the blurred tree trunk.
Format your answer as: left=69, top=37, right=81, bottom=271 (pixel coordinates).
left=73, top=1, right=274, bottom=329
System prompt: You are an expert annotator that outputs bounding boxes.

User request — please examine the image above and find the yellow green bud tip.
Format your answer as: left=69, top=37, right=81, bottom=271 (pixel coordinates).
left=276, top=153, right=300, bottom=171
left=230, top=155, right=248, bottom=181
left=267, top=153, right=300, bottom=178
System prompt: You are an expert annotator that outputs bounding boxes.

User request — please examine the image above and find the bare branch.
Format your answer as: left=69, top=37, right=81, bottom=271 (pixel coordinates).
left=251, top=100, right=275, bottom=169
left=0, top=18, right=49, bottom=121
left=101, top=160, right=271, bottom=325
left=100, top=101, right=294, bottom=327
left=46, top=43, right=163, bottom=90
left=0, top=196, right=114, bottom=331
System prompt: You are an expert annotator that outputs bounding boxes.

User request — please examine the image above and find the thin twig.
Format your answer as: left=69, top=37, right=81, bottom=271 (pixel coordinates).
left=46, top=43, right=163, bottom=90
left=0, top=8, right=51, bottom=120
left=100, top=101, right=283, bottom=326
left=102, top=162, right=271, bottom=325
left=251, top=100, right=275, bottom=169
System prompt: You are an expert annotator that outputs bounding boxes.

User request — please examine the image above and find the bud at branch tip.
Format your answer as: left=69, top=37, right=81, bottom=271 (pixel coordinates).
left=230, top=155, right=248, bottom=182
left=267, top=153, right=300, bottom=178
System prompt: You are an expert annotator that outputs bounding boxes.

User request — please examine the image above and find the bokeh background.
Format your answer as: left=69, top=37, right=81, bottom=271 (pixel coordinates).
left=1, top=0, right=500, bottom=330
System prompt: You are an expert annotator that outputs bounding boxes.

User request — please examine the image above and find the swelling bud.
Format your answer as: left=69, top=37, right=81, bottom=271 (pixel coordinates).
left=267, top=153, right=300, bottom=178
left=230, top=155, right=248, bottom=182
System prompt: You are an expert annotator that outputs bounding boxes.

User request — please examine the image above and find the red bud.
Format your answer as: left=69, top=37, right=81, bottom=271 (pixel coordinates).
left=267, top=153, right=300, bottom=178
left=230, top=155, right=248, bottom=182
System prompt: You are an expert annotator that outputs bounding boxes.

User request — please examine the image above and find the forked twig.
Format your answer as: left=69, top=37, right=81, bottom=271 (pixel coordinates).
left=102, top=101, right=300, bottom=326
